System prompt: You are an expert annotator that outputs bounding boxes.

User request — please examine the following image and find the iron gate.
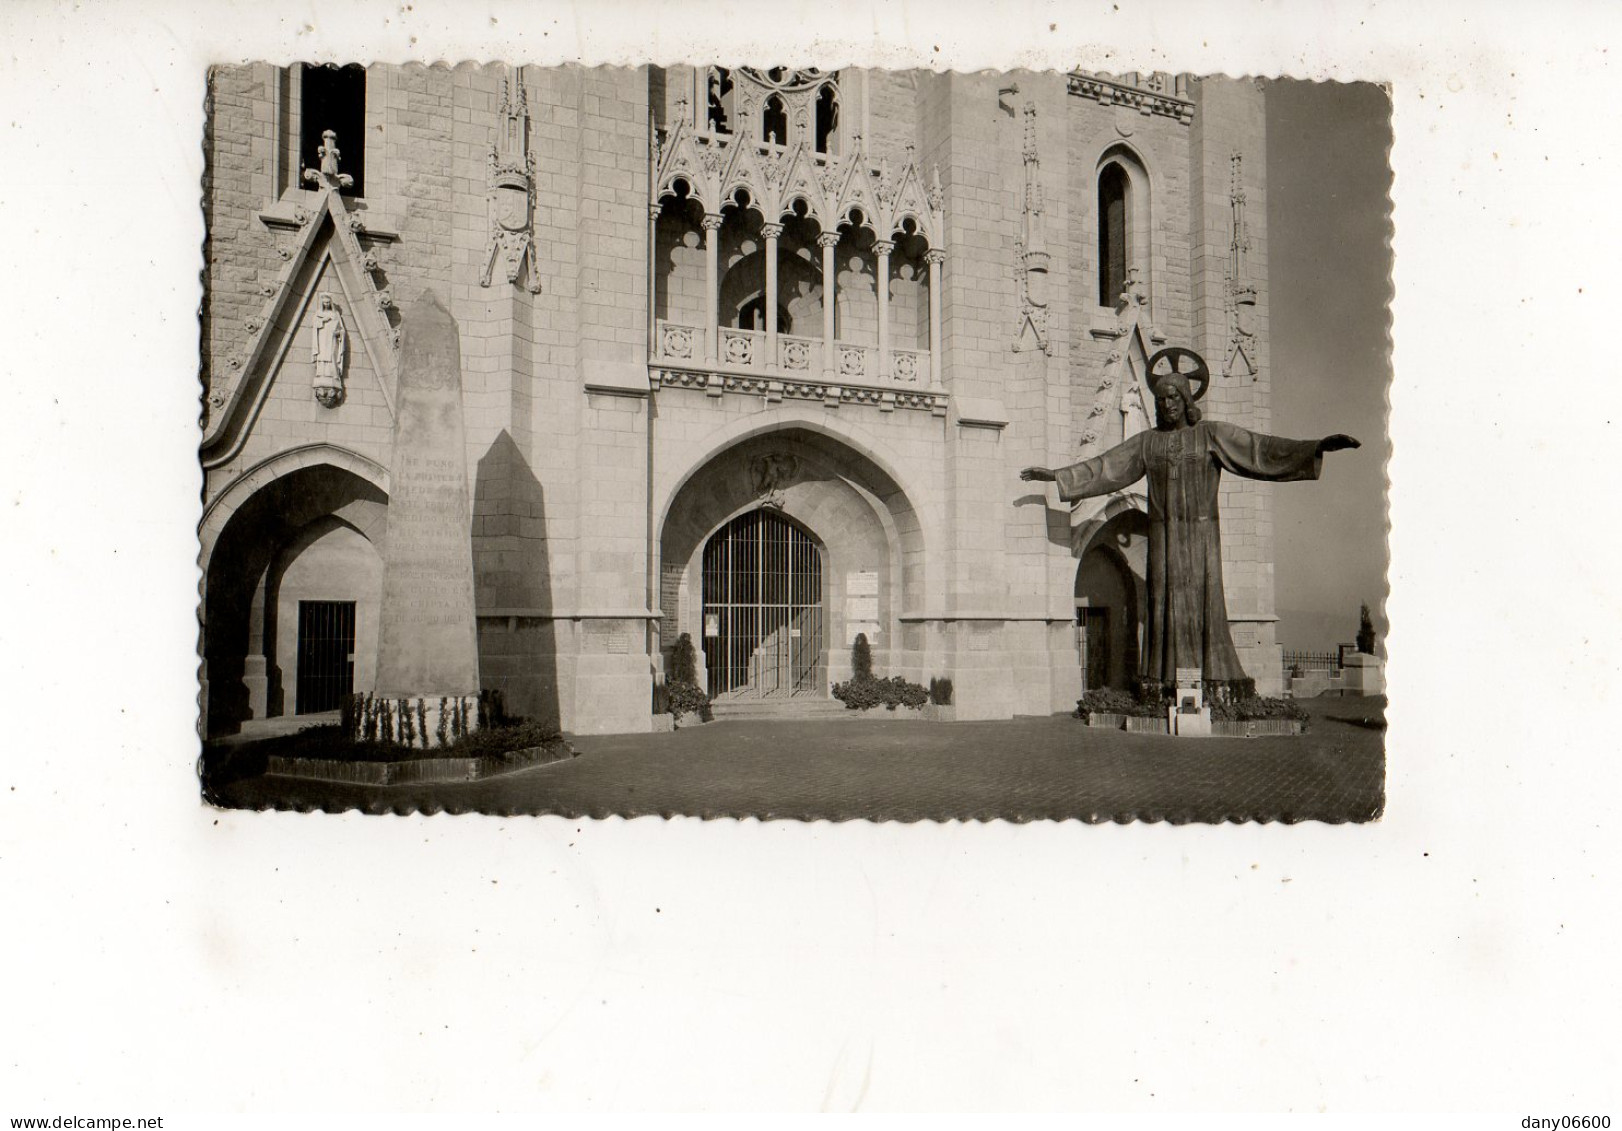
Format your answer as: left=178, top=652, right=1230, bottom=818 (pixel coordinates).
left=295, top=600, right=356, bottom=714
left=701, top=509, right=825, bottom=699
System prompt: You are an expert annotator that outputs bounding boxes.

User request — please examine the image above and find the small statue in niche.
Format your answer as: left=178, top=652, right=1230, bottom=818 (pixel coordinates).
left=311, top=292, right=347, bottom=408
left=303, top=130, right=354, bottom=192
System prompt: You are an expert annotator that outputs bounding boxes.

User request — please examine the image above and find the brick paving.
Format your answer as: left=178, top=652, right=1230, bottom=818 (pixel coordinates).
left=208, top=696, right=1384, bottom=823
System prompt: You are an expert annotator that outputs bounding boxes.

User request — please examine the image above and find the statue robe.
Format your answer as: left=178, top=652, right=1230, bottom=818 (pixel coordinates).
left=1055, top=420, right=1322, bottom=686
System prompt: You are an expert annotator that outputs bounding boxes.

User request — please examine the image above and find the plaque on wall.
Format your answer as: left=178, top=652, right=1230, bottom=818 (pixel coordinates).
left=846, top=570, right=879, bottom=597
left=846, top=621, right=881, bottom=645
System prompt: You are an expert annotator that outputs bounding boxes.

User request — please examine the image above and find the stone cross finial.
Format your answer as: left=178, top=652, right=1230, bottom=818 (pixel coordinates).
left=303, top=129, right=355, bottom=191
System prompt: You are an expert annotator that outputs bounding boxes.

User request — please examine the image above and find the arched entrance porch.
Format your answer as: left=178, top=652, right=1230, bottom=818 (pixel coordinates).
left=1074, top=508, right=1150, bottom=693
left=200, top=457, right=388, bottom=736
left=657, top=425, right=925, bottom=700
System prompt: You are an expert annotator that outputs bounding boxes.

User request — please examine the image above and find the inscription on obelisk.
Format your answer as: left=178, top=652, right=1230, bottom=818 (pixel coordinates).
left=374, top=290, right=480, bottom=701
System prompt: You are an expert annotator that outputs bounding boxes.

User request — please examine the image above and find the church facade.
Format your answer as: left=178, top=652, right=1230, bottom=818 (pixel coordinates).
left=199, top=63, right=1283, bottom=736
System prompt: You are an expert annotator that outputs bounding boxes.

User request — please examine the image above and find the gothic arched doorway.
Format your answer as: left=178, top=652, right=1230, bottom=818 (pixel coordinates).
left=1074, top=509, right=1150, bottom=693
left=701, top=509, right=826, bottom=700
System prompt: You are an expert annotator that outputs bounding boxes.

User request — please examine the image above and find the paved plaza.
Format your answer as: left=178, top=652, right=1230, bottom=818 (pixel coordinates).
left=207, top=696, right=1385, bottom=823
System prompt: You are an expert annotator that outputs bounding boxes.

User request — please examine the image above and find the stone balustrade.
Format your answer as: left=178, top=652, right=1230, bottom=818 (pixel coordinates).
left=655, top=320, right=931, bottom=386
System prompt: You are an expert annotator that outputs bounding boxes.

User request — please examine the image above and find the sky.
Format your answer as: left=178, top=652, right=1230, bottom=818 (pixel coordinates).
left=1265, top=80, right=1393, bottom=651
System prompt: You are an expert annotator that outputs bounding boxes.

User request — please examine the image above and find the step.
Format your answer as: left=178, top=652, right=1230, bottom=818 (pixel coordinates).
left=709, top=698, right=855, bottom=721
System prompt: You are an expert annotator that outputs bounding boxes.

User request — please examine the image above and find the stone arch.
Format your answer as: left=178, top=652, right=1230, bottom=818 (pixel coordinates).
left=200, top=452, right=389, bottom=736
left=1073, top=506, right=1151, bottom=693
left=656, top=422, right=930, bottom=694
left=199, top=443, right=389, bottom=575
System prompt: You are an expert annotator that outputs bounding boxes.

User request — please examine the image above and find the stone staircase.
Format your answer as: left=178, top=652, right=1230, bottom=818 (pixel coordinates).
left=708, top=696, right=856, bottom=723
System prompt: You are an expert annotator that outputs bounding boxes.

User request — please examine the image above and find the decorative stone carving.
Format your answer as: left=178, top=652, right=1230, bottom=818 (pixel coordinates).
left=303, top=129, right=355, bottom=191
left=749, top=452, right=802, bottom=509
left=892, top=351, right=918, bottom=383
left=1067, top=71, right=1194, bottom=125
left=837, top=344, right=867, bottom=378
left=653, top=107, right=945, bottom=254
left=1012, top=102, right=1052, bottom=355
left=1120, top=378, right=1151, bottom=440
left=780, top=338, right=810, bottom=370
left=310, top=292, right=347, bottom=408
left=480, top=70, right=542, bottom=293
left=660, top=322, right=695, bottom=360
left=1224, top=151, right=1258, bottom=378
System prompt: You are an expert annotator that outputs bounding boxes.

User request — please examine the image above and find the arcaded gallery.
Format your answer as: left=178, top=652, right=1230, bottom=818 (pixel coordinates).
left=199, top=63, right=1286, bottom=735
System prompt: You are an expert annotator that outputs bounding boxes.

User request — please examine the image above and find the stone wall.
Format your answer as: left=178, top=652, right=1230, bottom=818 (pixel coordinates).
left=201, top=65, right=1282, bottom=734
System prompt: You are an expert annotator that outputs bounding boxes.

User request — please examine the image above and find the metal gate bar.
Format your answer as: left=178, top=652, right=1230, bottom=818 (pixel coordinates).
left=702, top=509, right=824, bottom=700
left=295, top=599, right=356, bottom=714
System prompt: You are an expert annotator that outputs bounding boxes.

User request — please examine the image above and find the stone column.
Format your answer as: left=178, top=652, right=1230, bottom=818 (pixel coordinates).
left=925, top=248, right=945, bottom=389
left=648, top=202, right=662, bottom=358
left=702, top=212, right=724, bottom=361
left=874, top=238, right=893, bottom=379
left=762, top=221, right=783, bottom=370
left=818, top=231, right=840, bottom=380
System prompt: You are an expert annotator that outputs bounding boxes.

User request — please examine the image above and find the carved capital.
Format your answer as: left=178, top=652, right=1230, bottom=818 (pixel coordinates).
left=649, top=202, right=665, bottom=223
left=760, top=222, right=785, bottom=240
left=817, top=232, right=842, bottom=249
left=873, top=239, right=896, bottom=257
left=701, top=212, right=726, bottom=232
left=924, top=248, right=947, bottom=266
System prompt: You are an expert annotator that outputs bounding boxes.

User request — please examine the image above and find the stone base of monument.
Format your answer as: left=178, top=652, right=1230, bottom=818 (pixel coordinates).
left=265, top=742, right=574, bottom=786
left=1210, top=718, right=1304, bottom=738
left=1170, top=706, right=1213, bottom=737
left=1123, top=715, right=1170, bottom=735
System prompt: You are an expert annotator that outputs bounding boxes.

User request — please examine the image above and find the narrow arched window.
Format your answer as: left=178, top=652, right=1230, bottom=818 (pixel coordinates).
left=1098, top=162, right=1128, bottom=306
left=814, top=85, right=839, bottom=154
left=762, top=94, right=787, bottom=146
left=707, top=67, right=733, bottom=134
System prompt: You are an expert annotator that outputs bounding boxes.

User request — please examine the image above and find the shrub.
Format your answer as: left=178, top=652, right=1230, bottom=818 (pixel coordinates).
left=833, top=674, right=928, bottom=712
left=339, top=693, right=363, bottom=742
left=928, top=677, right=954, bottom=707
left=672, top=632, right=699, bottom=684
left=478, top=688, right=509, bottom=730
left=666, top=679, right=713, bottom=723
left=659, top=633, right=713, bottom=722
left=1075, top=687, right=1139, bottom=720
left=1210, top=695, right=1310, bottom=730
left=852, top=633, right=873, bottom=680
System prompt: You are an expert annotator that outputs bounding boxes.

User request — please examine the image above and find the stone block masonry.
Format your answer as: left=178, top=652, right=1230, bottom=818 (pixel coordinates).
left=199, top=65, right=1290, bottom=735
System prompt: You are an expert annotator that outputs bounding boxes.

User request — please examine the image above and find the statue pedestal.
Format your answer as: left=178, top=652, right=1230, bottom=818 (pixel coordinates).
left=1169, top=666, right=1211, bottom=736
left=1170, top=705, right=1213, bottom=737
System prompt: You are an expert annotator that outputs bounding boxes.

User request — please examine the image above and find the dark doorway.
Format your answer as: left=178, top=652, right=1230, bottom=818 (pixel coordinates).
left=702, top=509, right=825, bottom=699
left=295, top=600, right=356, bottom=714
left=1079, top=607, right=1111, bottom=693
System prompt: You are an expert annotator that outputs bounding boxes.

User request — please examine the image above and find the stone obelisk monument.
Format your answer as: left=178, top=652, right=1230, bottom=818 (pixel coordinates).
left=373, top=290, right=480, bottom=720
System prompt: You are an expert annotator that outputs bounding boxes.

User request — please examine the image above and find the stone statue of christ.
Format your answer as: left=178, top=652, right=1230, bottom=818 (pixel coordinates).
left=1021, top=348, right=1359, bottom=693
